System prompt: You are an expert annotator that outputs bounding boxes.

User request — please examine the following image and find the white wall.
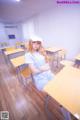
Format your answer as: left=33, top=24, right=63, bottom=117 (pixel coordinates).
left=34, top=7, right=80, bottom=59
left=0, top=23, right=7, bottom=42
left=22, top=19, right=35, bottom=41
left=22, top=6, right=80, bottom=59
left=0, top=23, right=23, bottom=48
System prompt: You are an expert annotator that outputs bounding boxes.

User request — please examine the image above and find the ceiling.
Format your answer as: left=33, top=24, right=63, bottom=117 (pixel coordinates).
left=0, top=0, right=55, bottom=24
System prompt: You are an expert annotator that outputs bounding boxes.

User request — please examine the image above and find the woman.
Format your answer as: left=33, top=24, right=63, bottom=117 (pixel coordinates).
left=25, top=36, right=54, bottom=91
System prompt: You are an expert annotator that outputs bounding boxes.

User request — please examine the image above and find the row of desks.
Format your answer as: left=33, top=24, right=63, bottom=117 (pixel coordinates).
left=4, top=47, right=80, bottom=118
left=4, top=47, right=80, bottom=61
left=9, top=48, right=80, bottom=68
left=11, top=59, right=80, bottom=118
left=10, top=59, right=80, bottom=118
left=6, top=47, right=62, bottom=67
left=5, top=47, right=61, bottom=56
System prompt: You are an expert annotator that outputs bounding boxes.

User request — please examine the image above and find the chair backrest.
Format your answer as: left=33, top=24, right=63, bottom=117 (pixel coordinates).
left=58, top=49, right=66, bottom=60
left=20, top=66, right=32, bottom=78
left=20, top=66, right=33, bottom=87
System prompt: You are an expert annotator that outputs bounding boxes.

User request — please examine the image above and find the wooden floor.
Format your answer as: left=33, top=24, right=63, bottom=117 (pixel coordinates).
left=0, top=50, right=78, bottom=120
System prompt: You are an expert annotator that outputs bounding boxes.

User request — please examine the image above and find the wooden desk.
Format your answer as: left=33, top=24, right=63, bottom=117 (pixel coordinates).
left=75, top=54, right=80, bottom=61
left=46, top=47, right=61, bottom=53
left=5, top=48, right=24, bottom=55
left=10, top=56, right=25, bottom=67
left=44, top=66, right=80, bottom=117
left=4, top=48, right=25, bottom=59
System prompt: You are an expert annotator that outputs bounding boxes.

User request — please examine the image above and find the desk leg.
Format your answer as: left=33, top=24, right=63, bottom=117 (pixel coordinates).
left=60, top=106, right=71, bottom=120
left=75, top=60, right=80, bottom=68
left=44, top=95, right=72, bottom=120
left=44, top=95, right=56, bottom=120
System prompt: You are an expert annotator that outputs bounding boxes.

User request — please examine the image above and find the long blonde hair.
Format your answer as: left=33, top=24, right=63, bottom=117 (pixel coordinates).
left=26, top=40, right=49, bottom=63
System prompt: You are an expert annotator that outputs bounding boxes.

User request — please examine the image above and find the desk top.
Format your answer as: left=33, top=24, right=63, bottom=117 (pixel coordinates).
left=5, top=48, right=24, bottom=55
left=75, top=54, right=80, bottom=61
left=44, top=66, right=80, bottom=116
left=46, top=47, right=61, bottom=53
left=10, top=56, right=25, bottom=67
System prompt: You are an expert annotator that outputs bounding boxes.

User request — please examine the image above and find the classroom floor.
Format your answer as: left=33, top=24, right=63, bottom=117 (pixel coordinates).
left=0, top=51, right=77, bottom=120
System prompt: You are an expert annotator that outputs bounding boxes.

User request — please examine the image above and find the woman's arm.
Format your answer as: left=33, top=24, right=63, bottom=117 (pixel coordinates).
left=40, top=63, right=50, bottom=71
left=29, top=63, right=50, bottom=74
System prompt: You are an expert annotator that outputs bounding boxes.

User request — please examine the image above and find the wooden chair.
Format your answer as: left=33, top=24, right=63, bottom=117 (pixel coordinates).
left=47, top=53, right=59, bottom=71
left=57, top=49, right=74, bottom=68
left=15, top=42, right=22, bottom=48
left=47, top=54, right=54, bottom=68
left=47, top=49, right=66, bottom=69
left=58, top=49, right=66, bottom=61
left=20, top=66, right=33, bottom=88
